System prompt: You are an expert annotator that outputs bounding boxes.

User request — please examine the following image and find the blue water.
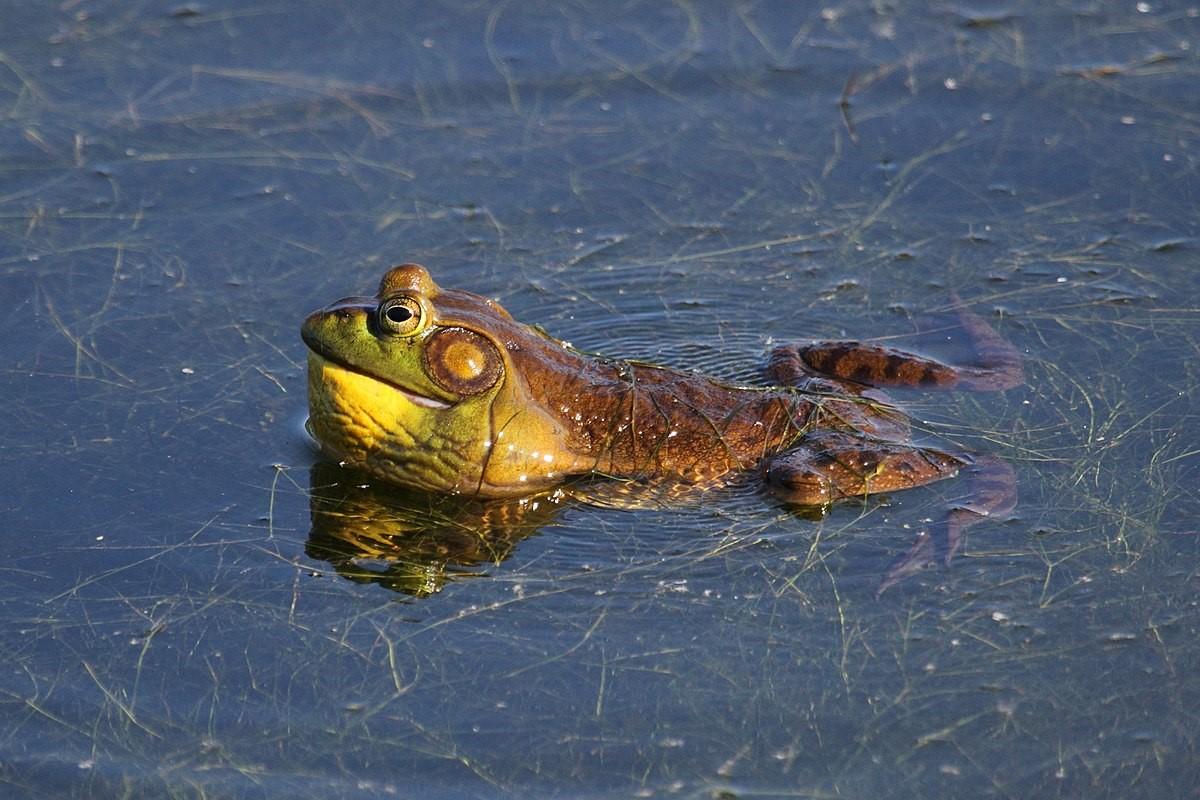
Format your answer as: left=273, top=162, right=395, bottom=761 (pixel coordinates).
left=1, top=1, right=1197, bottom=797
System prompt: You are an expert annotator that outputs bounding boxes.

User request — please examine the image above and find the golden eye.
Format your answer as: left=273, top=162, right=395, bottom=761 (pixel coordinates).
left=377, top=297, right=422, bottom=336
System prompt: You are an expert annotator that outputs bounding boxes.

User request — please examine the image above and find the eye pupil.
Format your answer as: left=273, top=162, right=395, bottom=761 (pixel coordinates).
left=378, top=298, right=422, bottom=335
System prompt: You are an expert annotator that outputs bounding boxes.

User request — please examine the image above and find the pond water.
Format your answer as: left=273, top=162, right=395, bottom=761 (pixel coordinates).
left=2, top=1, right=1198, bottom=798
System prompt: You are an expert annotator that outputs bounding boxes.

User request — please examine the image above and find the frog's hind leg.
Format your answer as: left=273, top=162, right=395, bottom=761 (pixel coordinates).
left=876, top=455, right=1017, bottom=595
left=764, top=431, right=967, bottom=506
left=765, top=295, right=1023, bottom=391
left=765, top=434, right=1017, bottom=594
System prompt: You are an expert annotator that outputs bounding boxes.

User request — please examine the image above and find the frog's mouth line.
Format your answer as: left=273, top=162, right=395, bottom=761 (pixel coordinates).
left=305, top=349, right=451, bottom=410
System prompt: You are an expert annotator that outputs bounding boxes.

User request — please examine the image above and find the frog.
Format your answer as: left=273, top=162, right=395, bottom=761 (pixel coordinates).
left=302, top=264, right=1023, bottom=587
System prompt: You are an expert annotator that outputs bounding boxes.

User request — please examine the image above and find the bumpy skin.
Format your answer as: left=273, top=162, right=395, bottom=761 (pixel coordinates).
left=302, top=265, right=1023, bottom=514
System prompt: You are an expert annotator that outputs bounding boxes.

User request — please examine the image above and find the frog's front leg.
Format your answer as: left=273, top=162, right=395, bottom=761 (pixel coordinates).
left=766, top=295, right=1023, bottom=391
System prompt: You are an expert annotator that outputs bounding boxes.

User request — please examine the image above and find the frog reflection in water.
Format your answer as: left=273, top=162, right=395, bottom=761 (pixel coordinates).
left=302, top=264, right=1023, bottom=589
left=306, top=463, right=556, bottom=598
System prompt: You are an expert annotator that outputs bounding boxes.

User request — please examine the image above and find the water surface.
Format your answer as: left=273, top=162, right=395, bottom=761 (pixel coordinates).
left=1, top=1, right=1198, bottom=798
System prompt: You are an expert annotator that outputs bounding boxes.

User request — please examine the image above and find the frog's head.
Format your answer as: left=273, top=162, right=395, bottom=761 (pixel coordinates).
left=302, top=264, right=579, bottom=496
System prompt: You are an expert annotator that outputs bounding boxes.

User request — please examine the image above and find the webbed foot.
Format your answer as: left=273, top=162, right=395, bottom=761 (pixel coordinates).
left=876, top=455, right=1017, bottom=595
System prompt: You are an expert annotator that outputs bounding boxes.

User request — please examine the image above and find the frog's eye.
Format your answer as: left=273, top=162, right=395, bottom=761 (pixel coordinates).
left=377, top=297, right=423, bottom=336
left=423, top=328, right=502, bottom=396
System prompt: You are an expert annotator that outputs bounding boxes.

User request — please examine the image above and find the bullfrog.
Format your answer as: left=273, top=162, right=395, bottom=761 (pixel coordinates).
left=303, top=264, right=1022, bottom=584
